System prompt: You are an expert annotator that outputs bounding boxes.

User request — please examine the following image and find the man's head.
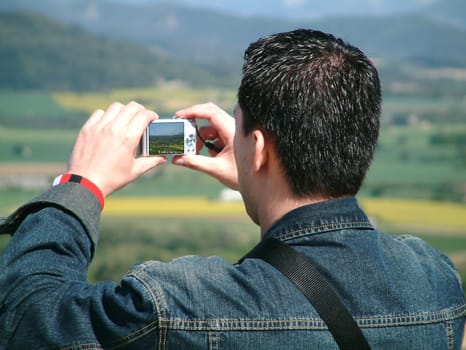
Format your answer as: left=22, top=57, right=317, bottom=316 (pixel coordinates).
left=237, top=29, right=381, bottom=198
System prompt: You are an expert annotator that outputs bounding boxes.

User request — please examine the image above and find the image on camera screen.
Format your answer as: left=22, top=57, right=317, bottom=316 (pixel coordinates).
left=148, top=121, right=185, bottom=155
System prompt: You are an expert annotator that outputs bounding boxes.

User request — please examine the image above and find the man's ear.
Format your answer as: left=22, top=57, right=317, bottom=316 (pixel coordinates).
left=252, top=129, right=268, bottom=174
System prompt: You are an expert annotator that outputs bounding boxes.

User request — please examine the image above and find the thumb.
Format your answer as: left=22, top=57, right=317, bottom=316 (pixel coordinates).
left=172, top=155, right=216, bottom=174
left=133, top=156, right=167, bottom=177
left=173, top=155, right=238, bottom=190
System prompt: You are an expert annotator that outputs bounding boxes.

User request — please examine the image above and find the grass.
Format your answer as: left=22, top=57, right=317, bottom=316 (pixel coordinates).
left=0, top=126, right=75, bottom=142
left=0, top=126, right=75, bottom=162
left=383, top=95, right=466, bottom=115
left=114, top=165, right=226, bottom=198
left=366, top=124, right=466, bottom=184
left=88, top=216, right=259, bottom=282
left=0, top=90, right=68, bottom=118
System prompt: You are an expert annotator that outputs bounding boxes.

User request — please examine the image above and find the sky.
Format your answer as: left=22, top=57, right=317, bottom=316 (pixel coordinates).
left=150, top=122, right=184, bottom=137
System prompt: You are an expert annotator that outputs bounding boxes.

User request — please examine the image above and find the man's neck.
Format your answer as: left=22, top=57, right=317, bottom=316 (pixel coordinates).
left=258, top=193, right=331, bottom=238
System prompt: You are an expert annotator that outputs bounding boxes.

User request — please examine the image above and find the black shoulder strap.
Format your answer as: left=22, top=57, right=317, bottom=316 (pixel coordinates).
left=240, top=237, right=371, bottom=350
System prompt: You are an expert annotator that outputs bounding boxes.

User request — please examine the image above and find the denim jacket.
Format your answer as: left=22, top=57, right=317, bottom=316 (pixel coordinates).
left=0, top=183, right=465, bottom=349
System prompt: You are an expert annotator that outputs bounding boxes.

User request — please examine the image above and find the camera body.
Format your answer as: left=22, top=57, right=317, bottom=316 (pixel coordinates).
left=140, top=119, right=196, bottom=156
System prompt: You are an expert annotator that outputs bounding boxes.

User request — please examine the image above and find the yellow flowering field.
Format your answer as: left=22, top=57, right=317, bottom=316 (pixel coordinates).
left=360, top=198, right=466, bottom=232
left=52, top=87, right=236, bottom=114
left=104, top=196, right=466, bottom=233
left=104, top=197, right=247, bottom=218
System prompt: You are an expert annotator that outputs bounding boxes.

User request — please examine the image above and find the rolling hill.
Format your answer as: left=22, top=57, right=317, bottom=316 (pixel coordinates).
left=1, top=0, right=466, bottom=91
left=0, top=11, right=233, bottom=91
left=1, top=0, right=466, bottom=67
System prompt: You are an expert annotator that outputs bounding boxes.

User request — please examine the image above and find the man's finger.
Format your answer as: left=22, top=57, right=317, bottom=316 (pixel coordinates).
left=126, top=108, right=159, bottom=142
left=84, top=109, right=105, bottom=129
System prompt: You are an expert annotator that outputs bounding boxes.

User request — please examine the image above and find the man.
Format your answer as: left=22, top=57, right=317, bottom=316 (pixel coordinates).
left=0, top=29, right=464, bottom=349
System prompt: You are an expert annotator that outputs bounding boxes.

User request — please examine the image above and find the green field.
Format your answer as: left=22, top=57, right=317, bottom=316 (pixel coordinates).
left=1, top=123, right=464, bottom=199
left=1, top=88, right=465, bottom=200
left=0, top=126, right=75, bottom=162
left=362, top=123, right=466, bottom=201
left=0, top=87, right=465, bottom=291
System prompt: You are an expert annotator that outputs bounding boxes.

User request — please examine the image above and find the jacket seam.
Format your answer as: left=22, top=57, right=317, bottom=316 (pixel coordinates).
left=154, top=303, right=465, bottom=331
left=275, top=220, right=374, bottom=241
left=127, top=268, right=169, bottom=350
left=446, top=319, right=454, bottom=350
left=208, top=330, right=220, bottom=350
left=355, top=304, right=466, bottom=327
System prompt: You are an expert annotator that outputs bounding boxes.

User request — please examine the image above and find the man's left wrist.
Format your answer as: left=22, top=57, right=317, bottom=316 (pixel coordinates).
left=53, top=173, right=105, bottom=210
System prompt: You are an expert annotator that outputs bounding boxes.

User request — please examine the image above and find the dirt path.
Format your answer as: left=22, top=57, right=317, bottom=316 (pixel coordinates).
left=0, top=162, right=66, bottom=176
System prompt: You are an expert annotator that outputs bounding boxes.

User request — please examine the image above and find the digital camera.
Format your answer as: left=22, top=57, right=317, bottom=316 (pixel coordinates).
left=140, top=119, right=196, bottom=156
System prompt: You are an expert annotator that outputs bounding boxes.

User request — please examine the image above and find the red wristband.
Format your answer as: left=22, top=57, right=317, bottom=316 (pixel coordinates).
left=53, top=173, right=105, bottom=210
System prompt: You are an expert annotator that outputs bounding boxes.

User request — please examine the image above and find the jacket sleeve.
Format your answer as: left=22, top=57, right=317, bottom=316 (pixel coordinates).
left=0, top=184, right=159, bottom=350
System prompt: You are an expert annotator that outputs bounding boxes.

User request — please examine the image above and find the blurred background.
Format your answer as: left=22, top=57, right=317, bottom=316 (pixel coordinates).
left=0, top=0, right=465, bottom=289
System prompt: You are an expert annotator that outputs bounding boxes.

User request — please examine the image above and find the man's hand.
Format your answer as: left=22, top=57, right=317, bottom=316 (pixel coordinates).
left=173, top=103, right=238, bottom=190
left=68, top=101, right=166, bottom=197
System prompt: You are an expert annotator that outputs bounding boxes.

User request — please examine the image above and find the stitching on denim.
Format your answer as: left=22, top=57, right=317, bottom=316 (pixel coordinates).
left=394, top=235, right=419, bottom=242
left=355, top=304, right=466, bottom=328
left=60, top=344, right=103, bottom=350
left=446, top=319, right=454, bottom=350
left=112, top=321, right=159, bottom=349
left=156, top=303, right=466, bottom=331
left=55, top=303, right=465, bottom=349
left=209, top=330, right=220, bottom=350
left=276, top=220, right=374, bottom=241
left=127, top=267, right=169, bottom=350
left=160, top=317, right=328, bottom=331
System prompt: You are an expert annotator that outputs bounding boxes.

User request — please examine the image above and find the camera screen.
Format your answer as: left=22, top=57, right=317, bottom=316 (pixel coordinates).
left=148, top=121, right=185, bottom=155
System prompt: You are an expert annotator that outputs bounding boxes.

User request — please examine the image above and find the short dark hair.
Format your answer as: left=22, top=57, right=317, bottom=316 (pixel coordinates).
left=238, top=29, right=381, bottom=197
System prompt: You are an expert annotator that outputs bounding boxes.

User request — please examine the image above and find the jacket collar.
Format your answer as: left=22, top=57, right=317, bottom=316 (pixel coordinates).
left=264, top=196, right=374, bottom=241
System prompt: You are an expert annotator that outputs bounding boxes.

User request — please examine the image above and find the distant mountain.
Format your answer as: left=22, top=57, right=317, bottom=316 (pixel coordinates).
left=0, top=1, right=260, bottom=65
left=0, top=11, right=232, bottom=90
left=1, top=0, right=466, bottom=91
left=419, top=0, right=466, bottom=30
left=312, top=14, right=466, bottom=66
left=0, top=0, right=465, bottom=68
left=108, top=0, right=447, bottom=20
